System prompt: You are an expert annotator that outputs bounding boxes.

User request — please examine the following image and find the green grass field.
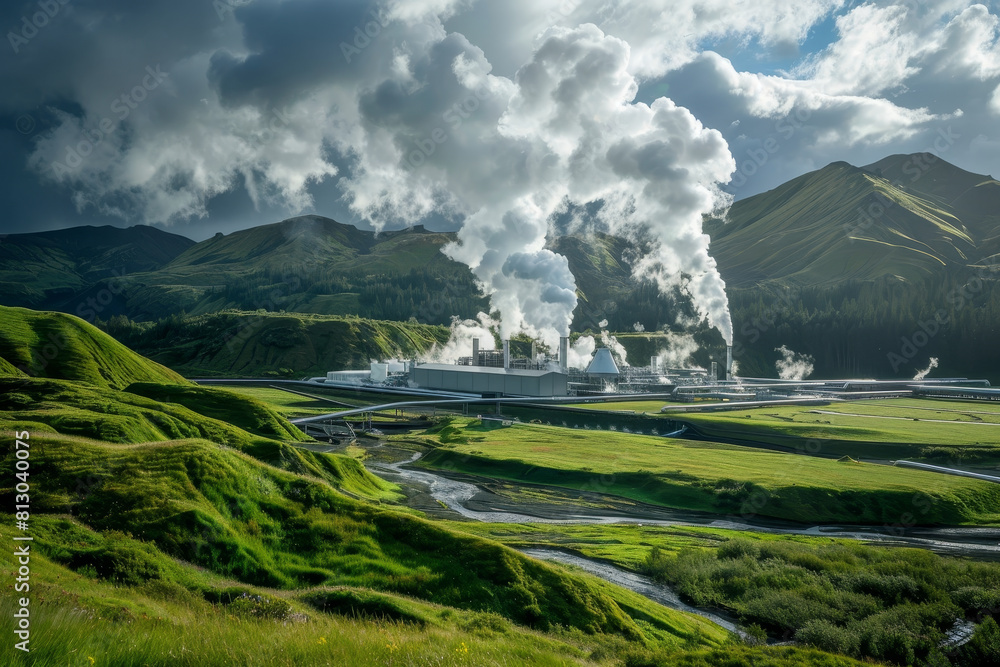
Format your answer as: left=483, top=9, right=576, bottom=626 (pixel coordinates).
left=564, top=398, right=1000, bottom=460
left=219, top=384, right=435, bottom=422
left=413, top=420, right=1000, bottom=525
left=218, top=386, right=349, bottom=417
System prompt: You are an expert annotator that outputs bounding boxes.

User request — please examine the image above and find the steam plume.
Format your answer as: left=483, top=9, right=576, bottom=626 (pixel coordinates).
left=913, top=357, right=939, bottom=381
left=775, top=345, right=814, bottom=380
left=342, top=22, right=735, bottom=353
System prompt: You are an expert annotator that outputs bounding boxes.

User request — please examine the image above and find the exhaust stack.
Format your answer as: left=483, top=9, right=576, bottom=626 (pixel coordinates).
left=472, top=338, right=480, bottom=366
left=503, top=340, right=510, bottom=369
left=726, top=345, right=734, bottom=381
left=559, top=336, right=569, bottom=371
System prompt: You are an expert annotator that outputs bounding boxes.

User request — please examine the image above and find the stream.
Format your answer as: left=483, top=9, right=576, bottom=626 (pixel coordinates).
left=363, top=446, right=1000, bottom=635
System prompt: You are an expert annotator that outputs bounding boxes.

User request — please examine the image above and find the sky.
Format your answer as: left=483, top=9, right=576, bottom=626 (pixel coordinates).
left=2, top=0, right=999, bottom=348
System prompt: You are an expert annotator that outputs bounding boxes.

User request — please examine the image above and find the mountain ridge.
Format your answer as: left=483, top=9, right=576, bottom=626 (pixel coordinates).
left=707, top=154, right=1000, bottom=287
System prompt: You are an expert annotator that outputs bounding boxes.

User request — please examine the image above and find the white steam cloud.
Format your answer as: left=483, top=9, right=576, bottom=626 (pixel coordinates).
left=21, top=10, right=738, bottom=352
left=568, top=335, right=597, bottom=369
left=913, top=357, right=939, bottom=381
left=343, top=22, right=736, bottom=352
left=657, top=331, right=700, bottom=368
left=600, top=329, right=629, bottom=367
left=420, top=313, right=497, bottom=364
left=775, top=345, right=815, bottom=380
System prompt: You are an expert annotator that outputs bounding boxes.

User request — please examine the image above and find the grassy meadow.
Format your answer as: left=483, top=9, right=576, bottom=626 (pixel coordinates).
left=413, top=420, right=1000, bottom=525
left=212, top=385, right=351, bottom=418
left=565, top=398, right=1000, bottom=461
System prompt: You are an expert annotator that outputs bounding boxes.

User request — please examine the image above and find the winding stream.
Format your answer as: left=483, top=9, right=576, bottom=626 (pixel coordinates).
left=520, top=548, right=739, bottom=634
left=365, top=448, right=1000, bottom=633
left=368, top=451, right=1000, bottom=559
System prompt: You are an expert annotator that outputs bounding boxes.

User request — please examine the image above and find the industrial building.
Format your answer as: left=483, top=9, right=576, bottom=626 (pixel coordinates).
left=410, top=363, right=568, bottom=397
left=408, top=336, right=572, bottom=397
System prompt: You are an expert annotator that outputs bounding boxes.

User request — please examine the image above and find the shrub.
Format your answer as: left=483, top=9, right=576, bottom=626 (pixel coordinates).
left=796, top=619, right=858, bottom=656
left=952, top=586, right=1000, bottom=616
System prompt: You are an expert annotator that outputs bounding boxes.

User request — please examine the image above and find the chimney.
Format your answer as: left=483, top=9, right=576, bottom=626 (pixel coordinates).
left=651, top=356, right=659, bottom=373
left=726, top=345, right=734, bottom=381
left=711, top=361, right=718, bottom=382
left=559, top=336, right=569, bottom=372
left=503, top=340, right=510, bottom=369
left=531, top=341, right=537, bottom=362
left=472, top=338, right=480, bottom=366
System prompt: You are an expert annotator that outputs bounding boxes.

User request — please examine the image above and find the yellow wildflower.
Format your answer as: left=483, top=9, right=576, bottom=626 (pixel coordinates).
left=318, top=637, right=327, bottom=645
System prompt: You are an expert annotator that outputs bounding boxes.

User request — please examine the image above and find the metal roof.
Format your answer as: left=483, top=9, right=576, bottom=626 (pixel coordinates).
left=586, top=348, right=620, bottom=376
left=413, top=363, right=566, bottom=377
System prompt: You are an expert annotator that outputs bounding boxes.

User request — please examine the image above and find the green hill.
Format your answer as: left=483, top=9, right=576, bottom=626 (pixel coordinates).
left=0, top=305, right=187, bottom=389
left=708, top=156, right=1000, bottom=288
left=103, top=310, right=453, bottom=377
left=93, top=216, right=491, bottom=324
left=0, top=224, right=193, bottom=311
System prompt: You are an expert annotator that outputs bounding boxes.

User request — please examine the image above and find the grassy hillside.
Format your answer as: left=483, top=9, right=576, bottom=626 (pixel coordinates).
left=708, top=157, right=1000, bottom=288
left=89, top=216, right=490, bottom=324
left=0, top=513, right=681, bottom=667
left=0, top=307, right=733, bottom=657
left=2, top=431, right=696, bottom=637
left=0, top=305, right=186, bottom=388
left=0, top=377, right=403, bottom=503
left=0, top=535, right=864, bottom=667
left=413, top=420, right=1000, bottom=525
left=0, top=224, right=193, bottom=311
left=102, top=310, right=453, bottom=377
left=123, top=382, right=307, bottom=441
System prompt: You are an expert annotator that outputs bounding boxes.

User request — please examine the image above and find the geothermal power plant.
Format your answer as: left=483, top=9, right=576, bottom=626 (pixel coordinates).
left=320, top=338, right=994, bottom=403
